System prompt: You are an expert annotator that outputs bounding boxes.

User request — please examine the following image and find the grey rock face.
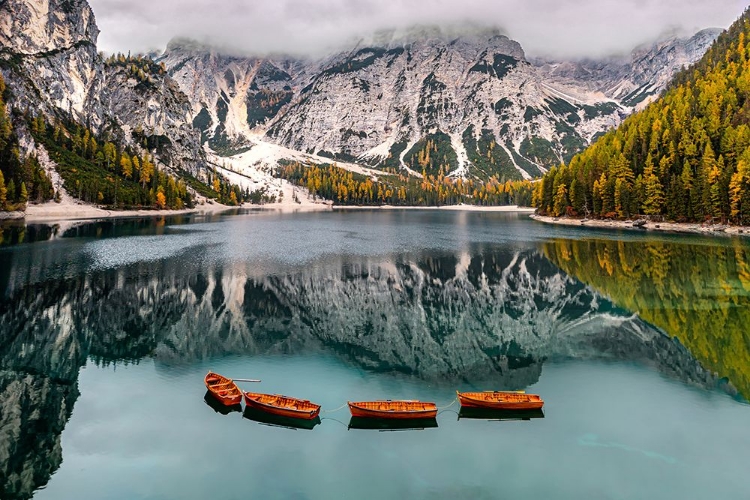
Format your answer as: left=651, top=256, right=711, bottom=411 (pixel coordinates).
left=0, top=0, right=98, bottom=55
left=0, top=0, right=104, bottom=123
left=99, top=64, right=205, bottom=175
left=536, top=28, right=723, bottom=109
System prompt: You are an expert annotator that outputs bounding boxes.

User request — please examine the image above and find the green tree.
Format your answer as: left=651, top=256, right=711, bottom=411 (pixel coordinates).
left=19, top=182, right=28, bottom=204
left=120, top=153, right=133, bottom=179
left=0, top=170, right=6, bottom=210
left=7, top=179, right=15, bottom=202
left=553, top=184, right=569, bottom=216
left=642, top=166, right=665, bottom=216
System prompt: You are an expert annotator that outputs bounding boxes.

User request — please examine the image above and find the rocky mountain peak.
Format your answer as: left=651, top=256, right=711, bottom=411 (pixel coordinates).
left=0, top=0, right=99, bottom=54
left=364, top=24, right=526, bottom=61
left=535, top=28, right=723, bottom=109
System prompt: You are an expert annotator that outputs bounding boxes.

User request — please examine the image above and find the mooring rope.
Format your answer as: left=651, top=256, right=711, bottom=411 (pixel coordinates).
left=436, top=398, right=457, bottom=411
left=438, top=409, right=460, bottom=417
left=321, top=417, right=349, bottom=428
left=321, top=402, right=349, bottom=414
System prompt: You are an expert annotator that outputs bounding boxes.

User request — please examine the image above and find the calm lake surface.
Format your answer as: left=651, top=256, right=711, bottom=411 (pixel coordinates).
left=1, top=210, right=748, bottom=499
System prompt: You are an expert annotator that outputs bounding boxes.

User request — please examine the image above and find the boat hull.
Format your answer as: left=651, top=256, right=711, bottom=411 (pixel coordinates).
left=243, top=392, right=321, bottom=420
left=457, top=391, right=544, bottom=411
left=348, top=401, right=438, bottom=420
left=204, top=372, right=242, bottom=406
left=204, top=391, right=242, bottom=415
left=348, top=416, right=438, bottom=430
left=243, top=407, right=321, bottom=430
left=458, top=407, right=545, bottom=421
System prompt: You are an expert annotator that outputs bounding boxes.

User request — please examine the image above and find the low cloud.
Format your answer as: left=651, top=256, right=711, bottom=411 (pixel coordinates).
left=88, top=0, right=745, bottom=58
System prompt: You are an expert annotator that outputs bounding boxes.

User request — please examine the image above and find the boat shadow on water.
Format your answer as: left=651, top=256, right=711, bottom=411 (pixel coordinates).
left=204, top=391, right=242, bottom=415
left=457, top=408, right=545, bottom=421
left=242, top=407, right=321, bottom=431
left=347, top=417, right=439, bottom=431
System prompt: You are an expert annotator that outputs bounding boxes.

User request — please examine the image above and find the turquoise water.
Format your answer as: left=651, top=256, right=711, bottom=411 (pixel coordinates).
left=0, top=210, right=748, bottom=499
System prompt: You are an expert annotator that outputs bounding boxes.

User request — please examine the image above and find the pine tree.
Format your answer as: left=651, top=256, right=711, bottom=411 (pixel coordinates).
left=119, top=153, right=132, bottom=179
left=139, top=155, right=153, bottom=188
left=729, top=169, right=745, bottom=222
left=7, top=179, right=15, bottom=202
left=0, top=170, right=6, bottom=210
left=156, top=186, right=166, bottom=209
left=642, top=166, right=665, bottom=216
left=553, top=184, right=569, bottom=216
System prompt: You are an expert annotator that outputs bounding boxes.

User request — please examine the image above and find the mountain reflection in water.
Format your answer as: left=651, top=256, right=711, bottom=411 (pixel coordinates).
left=0, top=213, right=739, bottom=499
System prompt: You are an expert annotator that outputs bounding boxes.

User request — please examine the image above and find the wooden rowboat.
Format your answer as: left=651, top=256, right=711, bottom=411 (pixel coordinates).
left=204, top=371, right=242, bottom=406
left=243, top=392, right=321, bottom=420
left=457, top=391, right=544, bottom=411
left=348, top=400, right=438, bottom=419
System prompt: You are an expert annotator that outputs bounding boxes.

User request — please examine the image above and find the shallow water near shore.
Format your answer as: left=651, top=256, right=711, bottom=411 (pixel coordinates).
left=1, top=210, right=748, bottom=499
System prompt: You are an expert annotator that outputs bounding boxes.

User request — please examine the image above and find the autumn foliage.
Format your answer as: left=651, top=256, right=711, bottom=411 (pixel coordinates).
left=535, top=10, right=750, bottom=225
left=278, top=162, right=534, bottom=207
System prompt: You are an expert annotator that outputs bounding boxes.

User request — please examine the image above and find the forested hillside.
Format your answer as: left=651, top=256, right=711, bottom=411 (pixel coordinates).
left=535, top=10, right=750, bottom=225
left=0, top=75, right=55, bottom=210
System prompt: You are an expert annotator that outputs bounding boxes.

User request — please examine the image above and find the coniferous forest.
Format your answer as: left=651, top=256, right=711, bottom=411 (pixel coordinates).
left=278, top=161, right=534, bottom=207
left=0, top=75, right=55, bottom=210
left=535, top=9, right=750, bottom=225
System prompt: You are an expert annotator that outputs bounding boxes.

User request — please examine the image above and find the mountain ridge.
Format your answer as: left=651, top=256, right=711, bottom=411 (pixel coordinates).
left=161, top=25, right=721, bottom=181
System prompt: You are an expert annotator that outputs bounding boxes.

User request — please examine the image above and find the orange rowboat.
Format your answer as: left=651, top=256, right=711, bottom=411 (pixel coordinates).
left=457, top=391, right=544, bottom=411
left=204, top=371, right=243, bottom=406
left=243, top=392, right=321, bottom=420
left=348, top=400, right=438, bottom=419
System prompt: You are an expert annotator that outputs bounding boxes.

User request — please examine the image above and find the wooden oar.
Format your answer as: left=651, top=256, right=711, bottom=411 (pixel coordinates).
left=232, top=378, right=262, bottom=383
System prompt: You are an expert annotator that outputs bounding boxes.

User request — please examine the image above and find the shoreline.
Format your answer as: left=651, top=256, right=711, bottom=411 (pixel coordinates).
left=334, top=205, right=536, bottom=213
left=530, top=214, right=750, bottom=237
left=18, top=201, right=237, bottom=223
left=2, top=203, right=536, bottom=224
left=5, top=196, right=335, bottom=224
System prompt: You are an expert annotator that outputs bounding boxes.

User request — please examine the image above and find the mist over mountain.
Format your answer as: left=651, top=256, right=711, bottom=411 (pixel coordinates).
left=88, top=0, right=739, bottom=60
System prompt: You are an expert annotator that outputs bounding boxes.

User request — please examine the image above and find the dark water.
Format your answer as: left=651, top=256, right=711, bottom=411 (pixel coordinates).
left=0, top=210, right=748, bottom=499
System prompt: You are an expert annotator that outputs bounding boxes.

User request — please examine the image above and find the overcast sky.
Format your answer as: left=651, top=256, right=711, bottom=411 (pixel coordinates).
left=88, top=0, right=747, bottom=59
